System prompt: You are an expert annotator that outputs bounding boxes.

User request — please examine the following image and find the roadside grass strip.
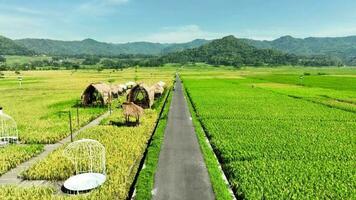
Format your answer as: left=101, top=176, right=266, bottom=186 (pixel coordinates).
left=134, top=90, right=172, bottom=200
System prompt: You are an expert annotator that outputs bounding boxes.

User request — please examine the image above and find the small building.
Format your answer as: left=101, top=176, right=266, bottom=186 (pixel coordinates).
left=81, top=83, right=112, bottom=106
left=127, top=84, right=154, bottom=109
left=151, top=83, right=165, bottom=99
left=110, top=84, right=126, bottom=98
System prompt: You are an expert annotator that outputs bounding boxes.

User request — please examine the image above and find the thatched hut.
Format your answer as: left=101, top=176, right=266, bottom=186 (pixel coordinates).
left=111, top=84, right=126, bottom=98
left=157, top=81, right=166, bottom=88
left=151, top=83, right=165, bottom=99
left=127, top=84, right=154, bottom=109
left=125, top=81, right=136, bottom=89
left=82, top=83, right=112, bottom=106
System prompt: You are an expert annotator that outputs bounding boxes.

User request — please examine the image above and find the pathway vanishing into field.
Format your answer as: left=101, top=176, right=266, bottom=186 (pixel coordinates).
left=0, top=111, right=110, bottom=187
left=153, top=76, right=215, bottom=200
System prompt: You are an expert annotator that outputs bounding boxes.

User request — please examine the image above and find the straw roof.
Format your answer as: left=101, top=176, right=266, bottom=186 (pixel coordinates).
left=122, top=102, right=144, bottom=118
left=157, top=81, right=166, bottom=88
left=111, top=84, right=125, bottom=95
left=82, top=83, right=112, bottom=106
left=125, top=81, right=136, bottom=88
left=127, top=84, right=154, bottom=109
left=151, top=83, right=165, bottom=96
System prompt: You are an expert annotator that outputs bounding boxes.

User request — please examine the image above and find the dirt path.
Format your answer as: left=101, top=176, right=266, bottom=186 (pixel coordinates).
left=153, top=76, right=215, bottom=200
left=0, top=111, right=110, bottom=186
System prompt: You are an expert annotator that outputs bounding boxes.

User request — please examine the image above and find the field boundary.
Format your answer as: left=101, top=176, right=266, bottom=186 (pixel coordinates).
left=259, top=87, right=356, bottom=114
left=251, top=80, right=356, bottom=114
left=128, top=86, right=172, bottom=200
left=183, top=82, right=237, bottom=200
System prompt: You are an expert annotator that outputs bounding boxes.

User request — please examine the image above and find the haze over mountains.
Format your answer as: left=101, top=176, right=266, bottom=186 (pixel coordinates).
left=1, top=34, right=356, bottom=65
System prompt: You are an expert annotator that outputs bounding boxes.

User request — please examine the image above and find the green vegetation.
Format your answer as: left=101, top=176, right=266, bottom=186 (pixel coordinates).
left=134, top=89, right=172, bottom=200
left=0, top=68, right=174, bottom=199
left=243, top=35, right=356, bottom=65
left=0, top=144, right=43, bottom=175
left=2, top=110, right=159, bottom=199
left=0, top=36, right=33, bottom=55
left=14, top=37, right=209, bottom=56
left=159, top=36, right=341, bottom=67
left=0, top=65, right=354, bottom=199
left=181, top=67, right=355, bottom=199
left=0, top=70, right=106, bottom=143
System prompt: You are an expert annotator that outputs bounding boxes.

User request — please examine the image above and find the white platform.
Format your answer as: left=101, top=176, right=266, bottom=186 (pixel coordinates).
left=63, top=173, right=106, bottom=192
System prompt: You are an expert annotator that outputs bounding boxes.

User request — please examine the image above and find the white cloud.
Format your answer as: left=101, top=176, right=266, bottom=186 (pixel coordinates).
left=141, top=25, right=225, bottom=43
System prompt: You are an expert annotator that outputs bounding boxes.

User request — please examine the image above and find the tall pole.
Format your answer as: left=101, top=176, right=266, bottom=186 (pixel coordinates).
left=69, top=111, right=73, bottom=142
left=76, top=101, right=80, bottom=128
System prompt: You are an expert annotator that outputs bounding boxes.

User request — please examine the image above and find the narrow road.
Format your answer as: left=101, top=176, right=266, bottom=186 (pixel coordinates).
left=153, top=75, right=215, bottom=200
left=0, top=111, right=110, bottom=186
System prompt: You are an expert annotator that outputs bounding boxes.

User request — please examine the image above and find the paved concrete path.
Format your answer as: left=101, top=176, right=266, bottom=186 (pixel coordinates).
left=153, top=76, right=215, bottom=200
left=0, top=111, right=110, bottom=186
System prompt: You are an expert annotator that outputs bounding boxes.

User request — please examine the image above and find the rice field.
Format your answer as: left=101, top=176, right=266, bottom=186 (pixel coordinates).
left=0, top=65, right=355, bottom=199
left=0, top=67, right=174, bottom=199
left=181, top=67, right=356, bottom=199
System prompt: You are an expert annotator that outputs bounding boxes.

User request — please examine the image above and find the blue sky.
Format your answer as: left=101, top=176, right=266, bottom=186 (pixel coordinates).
left=0, top=0, right=356, bottom=43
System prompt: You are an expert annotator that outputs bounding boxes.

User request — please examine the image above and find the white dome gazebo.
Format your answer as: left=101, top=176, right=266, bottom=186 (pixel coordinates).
left=63, top=139, right=106, bottom=194
left=0, top=107, right=19, bottom=146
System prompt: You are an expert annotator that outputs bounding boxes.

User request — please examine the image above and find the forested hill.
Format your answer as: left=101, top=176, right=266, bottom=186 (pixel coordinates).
left=0, top=36, right=34, bottom=55
left=242, top=35, right=356, bottom=65
left=14, top=38, right=209, bottom=56
left=158, top=35, right=341, bottom=66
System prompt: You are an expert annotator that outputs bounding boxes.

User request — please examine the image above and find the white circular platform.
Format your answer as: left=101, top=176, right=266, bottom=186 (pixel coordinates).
left=63, top=173, right=106, bottom=192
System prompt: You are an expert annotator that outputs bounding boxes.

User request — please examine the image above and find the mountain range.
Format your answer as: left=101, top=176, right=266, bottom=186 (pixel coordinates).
left=1, top=34, right=356, bottom=65
left=158, top=35, right=339, bottom=67
left=0, top=36, right=34, bottom=55
left=14, top=38, right=210, bottom=56
left=242, top=35, right=356, bottom=65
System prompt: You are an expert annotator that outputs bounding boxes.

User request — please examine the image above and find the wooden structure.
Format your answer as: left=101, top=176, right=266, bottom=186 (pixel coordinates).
left=81, top=83, right=112, bottom=106
left=110, top=84, right=126, bottom=98
left=127, top=84, right=154, bottom=109
left=151, top=83, right=165, bottom=99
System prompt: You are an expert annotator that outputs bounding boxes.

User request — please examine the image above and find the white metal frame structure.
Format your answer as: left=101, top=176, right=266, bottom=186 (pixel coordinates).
left=63, top=139, right=106, bottom=193
left=0, top=107, right=19, bottom=146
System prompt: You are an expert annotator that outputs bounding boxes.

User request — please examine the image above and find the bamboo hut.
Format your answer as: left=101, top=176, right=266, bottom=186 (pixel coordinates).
left=81, top=83, right=112, bottom=106
left=127, top=84, right=154, bottom=109
left=151, top=83, right=165, bottom=99
left=110, top=84, right=126, bottom=98
left=157, top=81, right=166, bottom=88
